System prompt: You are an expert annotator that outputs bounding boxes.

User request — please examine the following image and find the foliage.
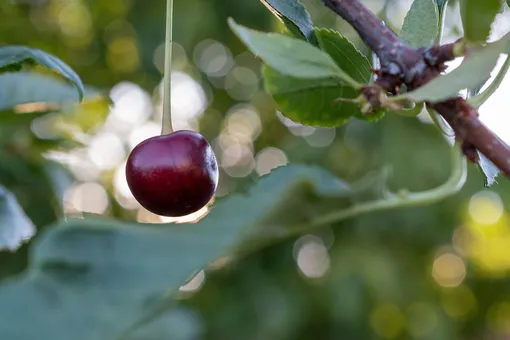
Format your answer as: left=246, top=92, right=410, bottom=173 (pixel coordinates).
left=1, top=0, right=510, bottom=339
left=459, top=0, right=502, bottom=43
left=399, top=0, right=439, bottom=48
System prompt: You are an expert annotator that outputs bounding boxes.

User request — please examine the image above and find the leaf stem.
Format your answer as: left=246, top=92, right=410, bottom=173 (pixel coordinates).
left=468, top=54, right=510, bottom=108
left=426, top=107, right=454, bottom=137
left=238, top=144, right=467, bottom=258
left=161, top=0, right=174, bottom=135
left=393, top=102, right=424, bottom=117
left=307, top=144, right=466, bottom=228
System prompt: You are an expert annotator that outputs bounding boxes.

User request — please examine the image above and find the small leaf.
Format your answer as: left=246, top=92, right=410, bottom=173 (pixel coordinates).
left=315, top=28, right=372, bottom=83
left=0, top=165, right=353, bottom=339
left=460, top=0, right=501, bottom=43
left=402, top=33, right=510, bottom=102
left=477, top=151, right=500, bottom=187
left=400, top=0, right=439, bottom=48
left=228, top=19, right=353, bottom=82
left=260, top=0, right=316, bottom=43
left=0, top=72, right=98, bottom=111
left=0, top=45, right=84, bottom=101
left=0, top=185, right=35, bottom=251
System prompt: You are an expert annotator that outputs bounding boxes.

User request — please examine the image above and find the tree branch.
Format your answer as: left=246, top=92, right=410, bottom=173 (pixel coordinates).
left=432, top=99, right=510, bottom=175
left=322, top=0, right=510, bottom=179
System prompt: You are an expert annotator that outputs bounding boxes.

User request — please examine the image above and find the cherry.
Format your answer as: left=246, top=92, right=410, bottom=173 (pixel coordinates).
left=126, top=130, right=219, bottom=217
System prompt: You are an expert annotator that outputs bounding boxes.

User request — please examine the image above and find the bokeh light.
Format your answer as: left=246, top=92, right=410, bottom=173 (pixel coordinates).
left=369, top=304, right=406, bottom=339
left=487, top=301, right=510, bottom=335
left=64, top=182, right=109, bottom=214
left=468, top=190, right=504, bottom=225
left=440, top=285, right=477, bottom=319
left=406, top=302, right=438, bottom=337
left=110, top=82, right=152, bottom=126
left=193, top=39, right=233, bottom=77
left=293, top=235, right=331, bottom=279
left=432, top=252, right=466, bottom=288
left=87, top=132, right=125, bottom=170
left=255, top=147, right=288, bottom=176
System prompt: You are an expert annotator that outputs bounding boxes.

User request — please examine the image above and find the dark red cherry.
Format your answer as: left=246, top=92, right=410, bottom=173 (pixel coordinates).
left=125, top=130, right=219, bottom=217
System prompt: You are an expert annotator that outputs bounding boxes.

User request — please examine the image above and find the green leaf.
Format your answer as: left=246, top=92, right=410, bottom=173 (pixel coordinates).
left=0, top=185, right=35, bottom=251
left=315, top=28, right=372, bottom=83
left=402, top=33, right=510, bottom=102
left=124, top=308, right=202, bottom=340
left=0, top=45, right=84, bottom=101
left=262, top=29, right=379, bottom=126
left=260, top=0, right=316, bottom=44
left=460, top=0, right=501, bottom=43
left=0, top=165, right=352, bottom=339
left=263, top=66, right=361, bottom=126
left=312, top=29, right=386, bottom=122
left=0, top=72, right=98, bottom=111
left=41, top=161, right=75, bottom=211
left=228, top=19, right=355, bottom=84
left=400, top=0, right=439, bottom=48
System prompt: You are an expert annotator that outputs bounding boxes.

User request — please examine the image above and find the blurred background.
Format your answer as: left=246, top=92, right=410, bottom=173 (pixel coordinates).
left=2, top=0, right=510, bottom=339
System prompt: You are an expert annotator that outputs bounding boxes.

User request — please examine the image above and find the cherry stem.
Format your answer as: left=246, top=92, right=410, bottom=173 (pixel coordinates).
left=161, top=0, right=174, bottom=135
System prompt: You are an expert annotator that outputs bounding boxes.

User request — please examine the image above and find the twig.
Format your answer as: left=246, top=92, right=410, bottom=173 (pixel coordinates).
left=321, top=0, right=510, bottom=178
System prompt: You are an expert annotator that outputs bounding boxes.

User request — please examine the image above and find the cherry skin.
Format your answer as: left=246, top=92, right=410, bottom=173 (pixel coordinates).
left=125, top=130, right=219, bottom=217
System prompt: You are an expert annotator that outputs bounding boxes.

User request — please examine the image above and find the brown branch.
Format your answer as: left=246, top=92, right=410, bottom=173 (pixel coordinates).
left=322, top=0, right=510, bottom=179
left=432, top=99, right=510, bottom=175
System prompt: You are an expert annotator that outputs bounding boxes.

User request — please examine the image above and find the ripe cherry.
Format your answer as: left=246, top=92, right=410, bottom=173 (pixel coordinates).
left=126, top=130, right=219, bottom=217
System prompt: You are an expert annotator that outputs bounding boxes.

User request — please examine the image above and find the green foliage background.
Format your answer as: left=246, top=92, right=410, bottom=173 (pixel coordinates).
left=1, top=0, right=510, bottom=339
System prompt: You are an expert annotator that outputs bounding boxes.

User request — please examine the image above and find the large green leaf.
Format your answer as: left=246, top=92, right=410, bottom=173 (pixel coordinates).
left=460, top=0, right=501, bottom=43
left=400, top=0, right=439, bottom=48
left=263, top=66, right=361, bottom=126
left=0, top=185, right=35, bottom=251
left=0, top=165, right=352, bottom=339
left=0, top=46, right=85, bottom=100
left=262, top=29, right=380, bottom=126
left=0, top=72, right=98, bottom=111
left=228, top=19, right=355, bottom=84
left=403, top=33, right=510, bottom=102
left=260, top=0, right=316, bottom=44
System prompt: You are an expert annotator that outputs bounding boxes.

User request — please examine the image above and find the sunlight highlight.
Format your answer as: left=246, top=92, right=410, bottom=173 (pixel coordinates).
left=432, top=252, right=466, bottom=288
